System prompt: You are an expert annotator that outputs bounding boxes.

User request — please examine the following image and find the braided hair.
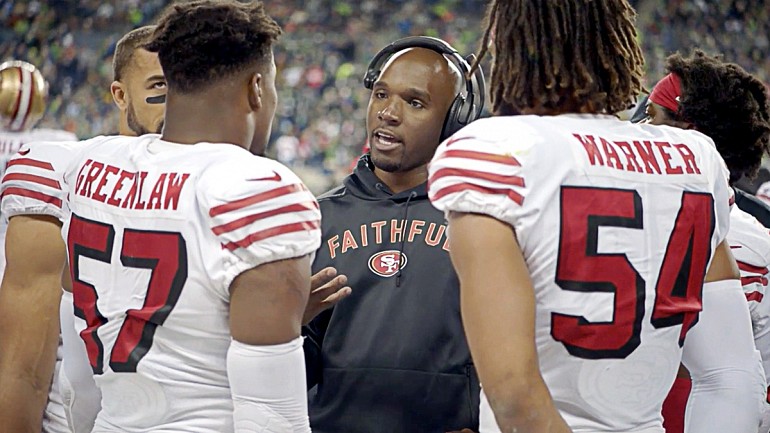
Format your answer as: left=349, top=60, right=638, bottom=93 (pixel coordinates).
left=474, top=0, right=644, bottom=115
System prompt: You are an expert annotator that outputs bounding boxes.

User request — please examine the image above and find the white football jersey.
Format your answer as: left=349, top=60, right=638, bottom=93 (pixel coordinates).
left=428, top=114, right=731, bottom=433
left=57, top=135, right=320, bottom=432
left=0, top=128, right=77, bottom=273
left=728, top=206, right=770, bottom=384
left=0, top=138, right=88, bottom=433
left=0, top=127, right=77, bottom=158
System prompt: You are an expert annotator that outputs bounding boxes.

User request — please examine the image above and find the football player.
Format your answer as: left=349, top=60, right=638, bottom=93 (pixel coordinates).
left=428, top=0, right=765, bottom=432
left=4, top=1, right=319, bottom=431
left=109, top=26, right=166, bottom=136
left=640, top=50, right=770, bottom=433
left=0, top=59, right=77, bottom=433
left=0, top=26, right=166, bottom=433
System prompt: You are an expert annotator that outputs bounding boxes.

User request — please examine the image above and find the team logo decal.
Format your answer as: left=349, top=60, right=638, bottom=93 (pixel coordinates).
left=368, top=250, right=407, bottom=277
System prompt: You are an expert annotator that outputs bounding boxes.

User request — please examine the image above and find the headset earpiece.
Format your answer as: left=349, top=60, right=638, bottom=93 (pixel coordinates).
left=363, top=68, right=381, bottom=90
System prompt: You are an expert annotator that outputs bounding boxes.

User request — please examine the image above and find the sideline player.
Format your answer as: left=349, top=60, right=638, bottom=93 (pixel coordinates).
left=428, top=0, right=765, bottom=432
left=109, top=25, right=166, bottom=136
left=0, top=27, right=166, bottom=432
left=3, top=1, right=318, bottom=431
left=0, top=60, right=77, bottom=271
left=0, top=60, right=77, bottom=433
left=639, top=50, right=770, bottom=433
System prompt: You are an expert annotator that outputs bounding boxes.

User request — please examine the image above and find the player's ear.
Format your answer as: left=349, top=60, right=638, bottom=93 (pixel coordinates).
left=247, top=72, right=263, bottom=113
left=110, top=81, right=128, bottom=109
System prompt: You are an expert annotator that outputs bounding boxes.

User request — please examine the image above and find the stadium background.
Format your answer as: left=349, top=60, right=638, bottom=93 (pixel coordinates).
left=2, top=0, right=768, bottom=193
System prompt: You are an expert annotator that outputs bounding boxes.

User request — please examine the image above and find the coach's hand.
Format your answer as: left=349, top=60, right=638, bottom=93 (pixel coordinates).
left=303, top=267, right=352, bottom=325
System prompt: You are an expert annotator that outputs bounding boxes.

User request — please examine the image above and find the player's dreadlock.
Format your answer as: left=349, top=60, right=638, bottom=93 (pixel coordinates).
left=667, top=50, right=770, bottom=183
left=146, top=0, right=281, bottom=94
left=474, top=0, right=644, bottom=115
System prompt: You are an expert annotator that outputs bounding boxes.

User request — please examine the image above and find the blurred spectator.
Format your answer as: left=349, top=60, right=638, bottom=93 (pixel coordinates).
left=638, top=0, right=770, bottom=86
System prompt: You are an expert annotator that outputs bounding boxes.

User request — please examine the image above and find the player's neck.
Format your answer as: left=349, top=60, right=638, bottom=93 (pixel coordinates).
left=161, top=96, right=249, bottom=149
left=373, top=165, right=427, bottom=194
left=517, top=100, right=599, bottom=116
left=118, top=116, right=132, bottom=136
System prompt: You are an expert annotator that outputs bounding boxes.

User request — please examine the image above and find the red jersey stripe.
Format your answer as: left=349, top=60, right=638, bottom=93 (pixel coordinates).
left=430, top=167, right=525, bottom=188
left=432, top=182, right=524, bottom=206
left=2, top=172, right=61, bottom=189
left=7, top=158, right=55, bottom=171
left=222, top=219, right=321, bottom=251
left=1, top=187, right=62, bottom=208
left=741, top=276, right=768, bottom=287
left=212, top=201, right=319, bottom=236
left=440, top=149, right=521, bottom=167
left=209, top=183, right=305, bottom=217
left=737, top=261, right=769, bottom=276
left=444, top=136, right=477, bottom=147
left=745, top=291, right=764, bottom=302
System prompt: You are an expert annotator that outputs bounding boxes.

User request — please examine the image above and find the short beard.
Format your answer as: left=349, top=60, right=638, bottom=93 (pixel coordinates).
left=370, top=152, right=402, bottom=173
left=127, top=102, right=161, bottom=136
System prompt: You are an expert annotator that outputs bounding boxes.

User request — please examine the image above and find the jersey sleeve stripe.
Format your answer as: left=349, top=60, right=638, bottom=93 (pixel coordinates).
left=222, top=219, right=321, bottom=251
left=439, top=149, right=522, bottom=167
left=6, top=157, right=55, bottom=171
left=737, top=261, right=769, bottom=275
left=431, top=182, right=525, bottom=206
left=211, top=201, right=319, bottom=236
left=1, top=186, right=62, bottom=208
left=444, top=136, right=477, bottom=147
left=2, top=172, right=61, bottom=189
left=741, top=276, right=768, bottom=287
left=746, top=291, right=764, bottom=302
left=209, top=183, right=306, bottom=217
left=429, top=167, right=525, bottom=188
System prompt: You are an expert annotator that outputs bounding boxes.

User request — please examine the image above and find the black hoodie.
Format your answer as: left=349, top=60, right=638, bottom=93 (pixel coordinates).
left=303, top=155, right=479, bottom=433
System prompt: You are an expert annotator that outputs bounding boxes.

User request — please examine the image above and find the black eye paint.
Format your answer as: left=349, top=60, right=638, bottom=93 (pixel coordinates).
left=146, top=94, right=166, bottom=104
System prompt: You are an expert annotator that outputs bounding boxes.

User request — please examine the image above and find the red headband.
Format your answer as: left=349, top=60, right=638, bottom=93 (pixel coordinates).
left=649, top=73, right=682, bottom=113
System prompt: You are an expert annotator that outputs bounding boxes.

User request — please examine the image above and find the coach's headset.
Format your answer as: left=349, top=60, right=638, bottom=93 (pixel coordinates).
left=363, top=36, right=486, bottom=142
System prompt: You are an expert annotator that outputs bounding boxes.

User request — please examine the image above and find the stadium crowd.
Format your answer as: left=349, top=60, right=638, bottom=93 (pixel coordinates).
left=0, top=0, right=767, bottom=191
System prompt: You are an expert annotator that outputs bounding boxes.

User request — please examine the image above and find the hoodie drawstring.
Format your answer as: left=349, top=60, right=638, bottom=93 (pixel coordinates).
left=395, top=191, right=417, bottom=287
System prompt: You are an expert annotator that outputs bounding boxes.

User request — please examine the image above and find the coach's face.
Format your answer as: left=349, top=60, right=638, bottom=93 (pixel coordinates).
left=248, top=52, right=278, bottom=156
left=121, top=48, right=166, bottom=135
left=367, top=48, right=460, bottom=174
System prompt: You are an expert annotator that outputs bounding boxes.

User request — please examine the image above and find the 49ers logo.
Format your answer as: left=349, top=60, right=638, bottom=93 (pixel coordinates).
left=368, top=250, right=407, bottom=277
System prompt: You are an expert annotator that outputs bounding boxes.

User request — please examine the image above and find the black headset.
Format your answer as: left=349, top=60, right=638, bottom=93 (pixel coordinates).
left=363, top=36, right=486, bottom=142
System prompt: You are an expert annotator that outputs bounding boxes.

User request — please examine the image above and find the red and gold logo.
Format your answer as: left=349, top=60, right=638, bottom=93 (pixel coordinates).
left=368, top=250, right=407, bottom=277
